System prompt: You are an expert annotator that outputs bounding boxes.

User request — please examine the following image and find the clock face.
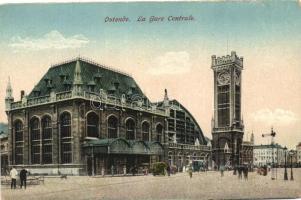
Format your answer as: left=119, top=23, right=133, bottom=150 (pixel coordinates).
left=234, top=71, right=240, bottom=85
left=217, top=71, right=230, bottom=85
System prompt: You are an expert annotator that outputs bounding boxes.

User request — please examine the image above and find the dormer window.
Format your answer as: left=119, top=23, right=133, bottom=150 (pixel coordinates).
left=46, top=80, right=54, bottom=90
left=59, top=70, right=67, bottom=81
left=63, top=79, right=71, bottom=91
left=114, top=81, right=120, bottom=90
left=87, top=80, right=96, bottom=92
left=108, top=84, right=116, bottom=95
left=32, top=88, right=41, bottom=97
left=93, top=71, right=102, bottom=82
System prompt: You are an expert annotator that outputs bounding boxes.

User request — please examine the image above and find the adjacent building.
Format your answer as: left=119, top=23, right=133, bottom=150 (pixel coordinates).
left=5, top=57, right=210, bottom=175
left=296, top=142, right=301, bottom=167
left=0, top=130, right=9, bottom=175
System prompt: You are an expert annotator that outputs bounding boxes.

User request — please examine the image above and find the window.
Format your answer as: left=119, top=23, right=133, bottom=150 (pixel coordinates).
left=30, top=117, right=40, bottom=164
left=42, top=116, right=52, bottom=164
left=126, top=119, right=135, bottom=140
left=142, top=121, right=150, bottom=142
left=156, top=124, right=163, bottom=143
left=60, top=112, right=72, bottom=164
left=87, top=112, right=99, bottom=138
left=14, top=120, right=24, bottom=165
left=108, top=116, right=118, bottom=138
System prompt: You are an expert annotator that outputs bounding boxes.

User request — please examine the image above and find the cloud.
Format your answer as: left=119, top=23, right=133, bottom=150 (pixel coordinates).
left=148, top=51, right=191, bottom=75
left=252, top=108, right=299, bottom=125
left=9, top=30, right=89, bottom=51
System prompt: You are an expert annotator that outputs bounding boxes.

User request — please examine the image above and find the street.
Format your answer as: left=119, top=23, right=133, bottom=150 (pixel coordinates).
left=2, top=168, right=301, bottom=200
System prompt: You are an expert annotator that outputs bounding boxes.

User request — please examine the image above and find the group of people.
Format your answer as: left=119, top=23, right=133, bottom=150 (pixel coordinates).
left=9, top=167, right=28, bottom=189
left=219, top=165, right=249, bottom=180
left=236, top=165, right=249, bottom=180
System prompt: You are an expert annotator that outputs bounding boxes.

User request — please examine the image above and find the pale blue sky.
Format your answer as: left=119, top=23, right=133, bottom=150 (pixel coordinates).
left=0, top=1, right=300, bottom=148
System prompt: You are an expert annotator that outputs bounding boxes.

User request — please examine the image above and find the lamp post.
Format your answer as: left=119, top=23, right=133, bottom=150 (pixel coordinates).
left=289, top=150, right=294, bottom=181
left=284, top=146, right=288, bottom=180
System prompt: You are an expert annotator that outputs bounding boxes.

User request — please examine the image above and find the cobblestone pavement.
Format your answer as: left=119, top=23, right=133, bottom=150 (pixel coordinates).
left=1, top=168, right=301, bottom=200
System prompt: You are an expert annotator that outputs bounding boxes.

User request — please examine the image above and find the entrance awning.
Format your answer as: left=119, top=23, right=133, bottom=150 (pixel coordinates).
left=82, top=138, right=164, bottom=156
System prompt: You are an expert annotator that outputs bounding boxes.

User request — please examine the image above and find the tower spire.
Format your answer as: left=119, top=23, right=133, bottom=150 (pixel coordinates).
left=5, top=77, right=14, bottom=110
left=163, top=88, right=169, bottom=107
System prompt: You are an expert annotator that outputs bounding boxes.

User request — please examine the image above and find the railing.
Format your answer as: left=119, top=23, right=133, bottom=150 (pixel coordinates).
left=9, top=90, right=166, bottom=116
left=169, top=143, right=211, bottom=151
left=27, top=96, right=50, bottom=106
left=212, top=126, right=243, bottom=132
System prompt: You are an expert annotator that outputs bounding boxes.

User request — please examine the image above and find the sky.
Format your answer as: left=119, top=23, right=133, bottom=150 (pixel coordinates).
left=0, top=1, right=300, bottom=149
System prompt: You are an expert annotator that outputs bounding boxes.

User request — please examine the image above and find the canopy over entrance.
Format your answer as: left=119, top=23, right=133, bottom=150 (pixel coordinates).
left=83, top=138, right=164, bottom=155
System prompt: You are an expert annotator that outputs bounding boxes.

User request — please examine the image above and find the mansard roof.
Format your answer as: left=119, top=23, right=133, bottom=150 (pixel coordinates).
left=28, top=57, right=146, bottom=100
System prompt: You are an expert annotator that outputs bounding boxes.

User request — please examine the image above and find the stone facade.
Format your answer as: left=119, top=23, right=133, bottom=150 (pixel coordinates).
left=5, top=57, right=210, bottom=175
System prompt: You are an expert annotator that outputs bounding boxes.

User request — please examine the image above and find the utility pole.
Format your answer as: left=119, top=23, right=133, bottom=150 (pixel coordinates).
left=262, top=127, right=276, bottom=180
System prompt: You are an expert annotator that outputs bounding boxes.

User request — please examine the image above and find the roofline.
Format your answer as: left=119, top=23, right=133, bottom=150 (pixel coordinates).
left=50, top=56, right=132, bottom=78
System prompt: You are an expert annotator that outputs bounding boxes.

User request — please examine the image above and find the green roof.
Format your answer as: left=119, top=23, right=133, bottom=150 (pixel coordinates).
left=28, top=57, right=146, bottom=100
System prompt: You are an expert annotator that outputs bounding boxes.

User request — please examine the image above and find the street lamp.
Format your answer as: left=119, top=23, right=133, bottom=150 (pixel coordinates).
left=289, top=150, right=294, bottom=181
left=284, top=146, right=288, bottom=180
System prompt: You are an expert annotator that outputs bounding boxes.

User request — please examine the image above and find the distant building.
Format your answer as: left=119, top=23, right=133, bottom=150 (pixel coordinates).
left=253, top=144, right=285, bottom=167
left=296, top=142, right=301, bottom=167
left=0, top=131, right=9, bottom=174
left=5, top=57, right=210, bottom=175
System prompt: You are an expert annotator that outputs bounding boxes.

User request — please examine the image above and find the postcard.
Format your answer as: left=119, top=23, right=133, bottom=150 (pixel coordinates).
left=0, top=1, right=300, bottom=200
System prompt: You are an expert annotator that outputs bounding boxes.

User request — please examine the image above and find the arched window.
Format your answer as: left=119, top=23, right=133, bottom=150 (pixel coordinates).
left=87, top=112, right=99, bottom=138
left=108, top=116, right=118, bottom=139
left=60, top=112, right=72, bottom=164
left=14, top=120, right=23, bottom=165
left=156, top=124, right=163, bottom=143
left=142, top=121, right=150, bottom=142
left=30, top=117, right=40, bottom=164
left=42, top=116, right=52, bottom=164
left=125, top=119, right=135, bottom=140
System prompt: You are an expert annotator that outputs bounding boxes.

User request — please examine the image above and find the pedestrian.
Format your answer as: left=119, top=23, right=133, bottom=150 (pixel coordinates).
left=167, top=165, right=171, bottom=176
left=10, top=167, right=18, bottom=189
left=244, top=166, right=249, bottom=180
left=123, top=165, right=126, bottom=176
left=220, top=165, right=225, bottom=177
left=111, top=165, right=114, bottom=177
left=188, top=166, right=192, bottom=178
left=20, top=167, right=28, bottom=189
left=101, top=167, right=105, bottom=177
left=238, top=166, right=242, bottom=179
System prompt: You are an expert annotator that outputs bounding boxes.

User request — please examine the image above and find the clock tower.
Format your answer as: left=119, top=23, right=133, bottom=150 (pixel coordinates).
left=211, top=51, right=244, bottom=168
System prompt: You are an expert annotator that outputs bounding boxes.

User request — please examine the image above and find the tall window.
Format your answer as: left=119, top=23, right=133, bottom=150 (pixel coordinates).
left=156, top=124, right=163, bottom=143
left=108, top=116, right=118, bottom=138
left=125, top=119, right=135, bottom=140
left=14, top=120, right=23, bottom=165
left=42, top=116, right=52, bottom=164
left=30, top=117, right=40, bottom=164
left=60, top=112, right=72, bottom=164
left=142, top=121, right=150, bottom=142
left=87, top=112, right=99, bottom=138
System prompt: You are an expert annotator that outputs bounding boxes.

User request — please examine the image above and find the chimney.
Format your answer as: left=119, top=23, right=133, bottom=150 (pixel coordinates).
left=21, top=90, right=25, bottom=100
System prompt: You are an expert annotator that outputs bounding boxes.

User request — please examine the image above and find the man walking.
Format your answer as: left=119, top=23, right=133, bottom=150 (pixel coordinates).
left=20, top=168, right=28, bottom=189
left=10, top=167, right=18, bottom=189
